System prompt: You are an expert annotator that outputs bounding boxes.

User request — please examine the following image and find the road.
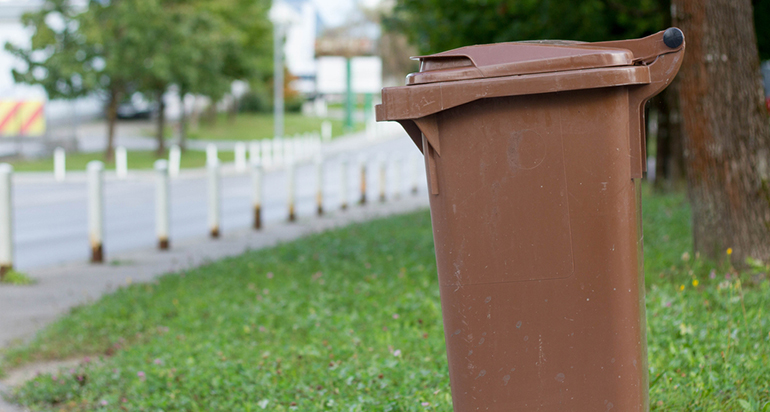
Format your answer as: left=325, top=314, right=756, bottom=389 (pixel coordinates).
left=11, top=128, right=426, bottom=271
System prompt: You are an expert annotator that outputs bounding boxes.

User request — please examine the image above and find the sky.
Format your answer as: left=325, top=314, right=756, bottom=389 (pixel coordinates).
left=311, top=0, right=382, bottom=27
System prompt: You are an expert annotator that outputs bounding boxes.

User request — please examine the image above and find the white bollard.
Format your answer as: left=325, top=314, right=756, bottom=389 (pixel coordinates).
left=115, top=146, right=128, bottom=179
left=287, top=148, right=296, bottom=222
left=207, top=160, right=220, bottom=238
left=340, top=158, right=349, bottom=210
left=206, top=143, right=218, bottom=167
left=168, top=145, right=181, bottom=178
left=378, top=156, right=387, bottom=202
left=235, top=142, right=247, bottom=172
left=366, top=120, right=375, bottom=141
left=359, top=156, right=367, bottom=205
left=87, top=161, right=104, bottom=263
left=315, top=151, right=324, bottom=216
left=0, top=164, right=13, bottom=278
left=411, top=153, right=421, bottom=195
left=284, top=138, right=294, bottom=165
left=251, top=161, right=262, bottom=230
left=54, top=147, right=66, bottom=182
left=249, top=141, right=261, bottom=166
left=321, top=121, right=332, bottom=142
left=261, top=139, right=272, bottom=169
left=154, top=160, right=170, bottom=250
left=393, top=155, right=402, bottom=200
left=273, top=137, right=283, bottom=167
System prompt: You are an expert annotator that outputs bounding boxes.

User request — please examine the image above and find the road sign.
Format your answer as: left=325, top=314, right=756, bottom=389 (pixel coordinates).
left=0, top=100, right=46, bottom=137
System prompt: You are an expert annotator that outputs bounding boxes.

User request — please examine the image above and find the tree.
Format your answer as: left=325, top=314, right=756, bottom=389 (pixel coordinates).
left=7, top=0, right=169, bottom=160
left=672, top=0, right=770, bottom=265
left=386, top=0, right=666, bottom=54
left=385, top=0, right=688, bottom=190
left=7, top=0, right=273, bottom=158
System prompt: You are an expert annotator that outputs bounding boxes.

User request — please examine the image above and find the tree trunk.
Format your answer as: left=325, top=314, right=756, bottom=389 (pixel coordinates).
left=672, top=0, right=770, bottom=265
left=179, top=92, right=188, bottom=151
left=654, top=85, right=686, bottom=191
left=156, top=90, right=166, bottom=157
left=228, top=94, right=238, bottom=123
left=205, top=100, right=217, bottom=125
left=105, top=90, right=119, bottom=162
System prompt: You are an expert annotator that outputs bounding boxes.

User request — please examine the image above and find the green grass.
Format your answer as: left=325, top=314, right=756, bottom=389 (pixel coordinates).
left=0, top=270, right=36, bottom=285
left=188, top=113, right=363, bottom=141
left=8, top=150, right=235, bottom=173
left=1, top=187, right=769, bottom=411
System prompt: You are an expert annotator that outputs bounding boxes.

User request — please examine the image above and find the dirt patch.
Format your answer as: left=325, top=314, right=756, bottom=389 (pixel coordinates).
left=1, top=359, right=84, bottom=388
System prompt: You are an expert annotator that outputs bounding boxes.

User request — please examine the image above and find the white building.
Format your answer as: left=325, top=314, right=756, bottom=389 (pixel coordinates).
left=282, top=0, right=324, bottom=95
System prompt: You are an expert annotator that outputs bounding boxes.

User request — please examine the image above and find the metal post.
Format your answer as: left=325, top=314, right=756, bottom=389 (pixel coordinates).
left=287, top=148, right=296, bottom=222
left=235, top=142, right=247, bottom=172
left=359, top=156, right=367, bottom=205
left=115, top=146, right=128, bottom=179
left=207, top=160, right=220, bottom=238
left=54, top=147, right=66, bottom=182
left=249, top=141, right=261, bottom=166
left=321, top=121, right=332, bottom=142
left=169, top=145, right=181, bottom=178
left=87, top=161, right=104, bottom=263
left=345, top=57, right=354, bottom=131
left=206, top=143, right=218, bottom=167
left=274, top=23, right=285, bottom=140
left=154, top=160, right=170, bottom=250
left=315, top=151, right=324, bottom=216
left=261, top=139, right=272, bottom=169
left=0, top=164, right=13, bottom=279
left=340, top=158, right=348, bottom=210
left=379, top=156, right=387, bottom=202
left=251, top=161, right=262, bottom=230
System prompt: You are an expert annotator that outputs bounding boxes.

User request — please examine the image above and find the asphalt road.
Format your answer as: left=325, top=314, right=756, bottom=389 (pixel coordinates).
left=12, top=131, right=426, bottom=271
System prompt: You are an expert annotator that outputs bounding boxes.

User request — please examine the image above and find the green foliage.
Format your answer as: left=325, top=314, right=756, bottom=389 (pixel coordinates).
left=386, top=0, right=668, bottom=54
left=1, top=187, right=768, bottom=410
left=5, top=0, right=272, bottom=103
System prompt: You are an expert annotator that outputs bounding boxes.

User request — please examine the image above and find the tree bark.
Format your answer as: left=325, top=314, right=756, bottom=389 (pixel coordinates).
left=672, top=0, right=770, bottom=265
left=654, top=85, right=686, bottom=191
left=105, top=90, right=119, bottom=162
left=156, top=90, right=166, bottom=157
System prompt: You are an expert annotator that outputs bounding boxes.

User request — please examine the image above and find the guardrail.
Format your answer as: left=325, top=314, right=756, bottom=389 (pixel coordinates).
left=0, top=122, right=424, bottom=278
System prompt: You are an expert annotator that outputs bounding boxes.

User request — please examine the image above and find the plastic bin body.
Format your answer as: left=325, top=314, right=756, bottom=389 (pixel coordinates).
left=377, top=30, right=684, bottom=411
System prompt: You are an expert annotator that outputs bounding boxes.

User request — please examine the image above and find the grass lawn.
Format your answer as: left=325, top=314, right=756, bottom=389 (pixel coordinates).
left=188, top=113, right=363, bottom=141
left=8, top=150, right=235, bottom=173
left=1, top=187, right=769, bottom=411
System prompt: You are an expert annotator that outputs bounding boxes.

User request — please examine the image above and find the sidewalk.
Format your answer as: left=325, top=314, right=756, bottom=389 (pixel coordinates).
left=0, top=192, right=430, bottom=410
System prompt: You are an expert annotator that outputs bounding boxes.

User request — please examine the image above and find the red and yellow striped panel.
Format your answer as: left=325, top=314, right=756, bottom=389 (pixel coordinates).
left=0, top=100, right=46, bottom=137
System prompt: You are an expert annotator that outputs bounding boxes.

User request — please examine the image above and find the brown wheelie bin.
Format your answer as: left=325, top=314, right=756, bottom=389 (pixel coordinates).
left=376, top=29, right=685, bottom=411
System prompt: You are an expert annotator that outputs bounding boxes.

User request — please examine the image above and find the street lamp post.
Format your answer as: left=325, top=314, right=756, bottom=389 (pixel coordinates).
left=270, top=1, right=296, bottom=140
left=273, top=22, right=284, bottom=139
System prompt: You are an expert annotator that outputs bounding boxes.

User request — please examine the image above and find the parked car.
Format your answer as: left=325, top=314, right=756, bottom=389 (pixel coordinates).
left=116, top=93, right=155, bottom=119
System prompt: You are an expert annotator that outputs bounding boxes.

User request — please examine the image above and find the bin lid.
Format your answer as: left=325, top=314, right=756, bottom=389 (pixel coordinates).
left=407, top=41, right=635, bottom=85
